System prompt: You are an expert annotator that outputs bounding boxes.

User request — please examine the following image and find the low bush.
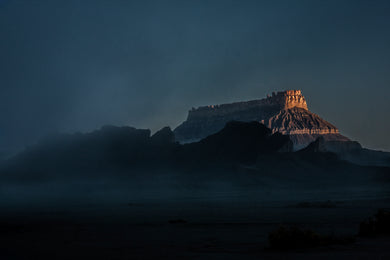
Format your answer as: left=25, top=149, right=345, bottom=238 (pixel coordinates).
left=268, top=226, right=355, bottom=250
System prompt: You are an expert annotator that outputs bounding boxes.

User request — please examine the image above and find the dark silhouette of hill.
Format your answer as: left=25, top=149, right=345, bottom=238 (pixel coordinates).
left=0, top=122, right=388, bottom=186
left=0, top=125, right=180, bottom=180
left=298, top=136, right=390, bottom=167
left=177, top=121, right=292, bottom=164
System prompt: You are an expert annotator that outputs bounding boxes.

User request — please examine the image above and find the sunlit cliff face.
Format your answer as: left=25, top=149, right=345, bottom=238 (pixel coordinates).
left=279, top=90, right=308, bottom=110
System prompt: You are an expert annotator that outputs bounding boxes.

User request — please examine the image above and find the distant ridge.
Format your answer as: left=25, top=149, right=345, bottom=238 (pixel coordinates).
left=174, top=90, right=349, bottom=149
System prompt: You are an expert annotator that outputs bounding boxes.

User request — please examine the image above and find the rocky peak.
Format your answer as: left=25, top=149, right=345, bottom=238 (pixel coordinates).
left=174, top=90, right=348, bottom=149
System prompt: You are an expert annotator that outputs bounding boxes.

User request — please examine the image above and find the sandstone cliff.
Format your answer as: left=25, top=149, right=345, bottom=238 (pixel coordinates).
left=174, top=90, right=349, bottom=149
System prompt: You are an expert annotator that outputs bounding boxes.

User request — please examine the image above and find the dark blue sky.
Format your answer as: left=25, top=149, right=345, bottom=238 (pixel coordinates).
left=0, top=0, right=389, bottom=152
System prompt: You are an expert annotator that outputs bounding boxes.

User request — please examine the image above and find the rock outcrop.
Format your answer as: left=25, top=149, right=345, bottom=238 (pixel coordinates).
left=151, top=126, right=175, bottom=144
left=174, top=90, right=349, bottom=149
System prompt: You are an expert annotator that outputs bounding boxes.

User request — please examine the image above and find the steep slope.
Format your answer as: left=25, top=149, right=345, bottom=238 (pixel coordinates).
left=266, top=107, right=349, bottom=149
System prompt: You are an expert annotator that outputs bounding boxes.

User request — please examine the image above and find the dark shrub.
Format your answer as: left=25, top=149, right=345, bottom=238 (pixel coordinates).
left=359, top=209, right=390, bottom=236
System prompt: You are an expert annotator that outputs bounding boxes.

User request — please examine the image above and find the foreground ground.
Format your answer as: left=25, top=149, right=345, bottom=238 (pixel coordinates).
left=1, top=187, right=389, bottom=259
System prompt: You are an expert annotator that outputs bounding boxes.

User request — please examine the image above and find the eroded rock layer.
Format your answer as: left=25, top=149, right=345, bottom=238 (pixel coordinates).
left=174, top=90, right=349, bottom=149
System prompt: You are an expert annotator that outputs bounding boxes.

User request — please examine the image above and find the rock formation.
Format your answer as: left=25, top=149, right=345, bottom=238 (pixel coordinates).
left=174, top=90, right=349, bottom=149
